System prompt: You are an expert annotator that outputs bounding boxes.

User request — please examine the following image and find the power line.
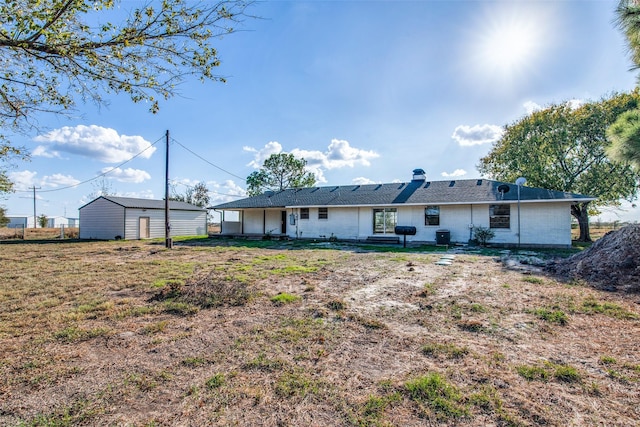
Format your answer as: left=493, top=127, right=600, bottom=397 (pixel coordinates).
left=169, top=179, right=244, bottom=199
left=170, top=137, right=246, bottom=181
left=14, top=134, right=165, bottom=193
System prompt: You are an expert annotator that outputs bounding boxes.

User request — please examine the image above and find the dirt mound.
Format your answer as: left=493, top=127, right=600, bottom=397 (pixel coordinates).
left=547, top=225, right=640, bottom=292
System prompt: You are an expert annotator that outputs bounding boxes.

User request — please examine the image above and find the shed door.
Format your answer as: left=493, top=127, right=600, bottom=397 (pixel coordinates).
left=139, top=217, right=150, bottom=239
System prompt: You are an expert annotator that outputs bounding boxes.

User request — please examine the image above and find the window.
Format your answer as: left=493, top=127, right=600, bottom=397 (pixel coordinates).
left=318, top=207, right=328, bottom=220
left=373, top=208, right=397, bottom=234
left=489, top=204, right=510, bottom=229
left=300, top=208, right=309, bottom=220
left=425, top=205, right=440, bottom=226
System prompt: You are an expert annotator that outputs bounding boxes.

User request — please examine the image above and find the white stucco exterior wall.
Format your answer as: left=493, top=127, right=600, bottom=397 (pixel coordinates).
left=222, top=201, right=574, bottom=247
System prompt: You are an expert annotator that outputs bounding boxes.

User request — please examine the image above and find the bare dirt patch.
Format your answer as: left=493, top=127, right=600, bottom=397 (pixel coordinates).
left=0, top=239, right=638, bottom=426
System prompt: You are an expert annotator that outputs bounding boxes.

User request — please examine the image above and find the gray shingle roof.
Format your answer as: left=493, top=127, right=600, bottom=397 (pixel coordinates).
left=211, top=179, right=594, bottom=210
left=84, top=196, right=205, bottom=211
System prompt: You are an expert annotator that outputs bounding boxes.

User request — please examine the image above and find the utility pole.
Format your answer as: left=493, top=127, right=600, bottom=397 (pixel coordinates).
left=30, top=186, right=41, bottom=228
left=165, top=130, right=172, bottom=249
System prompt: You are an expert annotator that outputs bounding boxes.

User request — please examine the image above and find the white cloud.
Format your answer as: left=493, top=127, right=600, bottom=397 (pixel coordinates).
left=120, top=190, right=155, bottom=199
left=441, top=169, right=467, bottom=178
left=34, top=125, right=156, bottom=163
left=209, top=179, right=247, bottom=204
left=244, top=141, right=283, bottom=168
left=451, top=124, right=503, bottom=146
left=42, top=174, right=80, bottom=188
left=523, top=99, right=584, bottom=116
left=8, top=170, right=81, bottom=190
left=7, top=170, right=38, bottom=190
left=101, top=167, right=151, bottom=183
left=291, top=139, right=379, bottom=169
left=32, top=145, right=62, bottom=159
left=352, top=177, right=377, bottom=185
left=244, top=139, right=378, bottom=185
left=523, top=101, right=543, bottom=115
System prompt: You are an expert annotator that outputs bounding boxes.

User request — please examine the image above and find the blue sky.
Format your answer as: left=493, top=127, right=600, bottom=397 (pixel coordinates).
left=3, top=0, right=639, bottom=222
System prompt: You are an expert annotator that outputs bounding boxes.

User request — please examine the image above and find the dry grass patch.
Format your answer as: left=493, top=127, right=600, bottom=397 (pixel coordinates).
left=0, top=239, right=638, bottom=426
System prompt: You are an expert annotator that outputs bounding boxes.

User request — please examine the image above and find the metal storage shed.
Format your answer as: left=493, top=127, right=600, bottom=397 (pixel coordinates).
left=79, top=196, right=207, bottom=240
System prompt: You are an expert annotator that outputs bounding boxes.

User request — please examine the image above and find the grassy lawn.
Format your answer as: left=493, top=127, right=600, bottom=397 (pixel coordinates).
left=0, top=238, right=638, bottom=426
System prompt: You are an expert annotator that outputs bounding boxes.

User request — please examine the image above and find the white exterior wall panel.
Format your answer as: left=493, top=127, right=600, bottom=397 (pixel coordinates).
left=124, top=208, right=165, bottom=239
left=79, top=198, right=125, bottom=239
left=519, top=202, right=571, bottom=247
left=243, top=210, right=264, bottom=234
left=357, top=207, right=370, bottom=238
left=293, top=207, right=360, bottom=239
left=169, top=210, right=207, bottom=237
left=124, top=208, right=207, bottom=239
left=265, top=210, right=283, bottom=235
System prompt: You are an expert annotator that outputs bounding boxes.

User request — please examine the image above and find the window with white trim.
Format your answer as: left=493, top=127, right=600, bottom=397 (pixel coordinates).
left=373, top=208, right=397, bottom=234
left=300, top=208, right=309, bottom=219
left=318, top=207, right=328, bottom=220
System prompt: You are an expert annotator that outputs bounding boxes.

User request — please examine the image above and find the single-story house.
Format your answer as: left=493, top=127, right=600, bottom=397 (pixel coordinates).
left=79, top=196, right=207, bottom=240
left=212, top=169, right=595, bottom=248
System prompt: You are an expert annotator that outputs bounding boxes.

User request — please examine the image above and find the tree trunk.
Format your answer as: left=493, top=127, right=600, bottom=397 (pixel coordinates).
left=571, top=202, right=592, bottom=242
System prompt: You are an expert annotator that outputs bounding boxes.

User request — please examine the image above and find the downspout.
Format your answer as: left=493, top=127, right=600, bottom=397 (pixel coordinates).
left=263, top=210, right=266, bottom=234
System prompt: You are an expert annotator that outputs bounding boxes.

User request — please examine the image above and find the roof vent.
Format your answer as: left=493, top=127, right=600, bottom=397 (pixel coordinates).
left=449, top=181, right=455, bottom=187
left=264, top=190, right=275, bottom=197
left=476, top=179, right=483, bottom=186
left=412, top=168, right=426, bottom=181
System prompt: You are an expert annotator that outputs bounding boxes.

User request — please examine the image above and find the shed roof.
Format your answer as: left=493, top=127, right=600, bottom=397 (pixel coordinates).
left=212, top=179, right=595, bottom=210
left=80, top=196, right=205, bottom=211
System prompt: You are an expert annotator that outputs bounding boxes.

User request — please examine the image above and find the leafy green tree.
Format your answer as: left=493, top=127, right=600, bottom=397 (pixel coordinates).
left=171, top=181, right=210, bottom=207
left=606, top=109, right=640, bottom=169
left=191, top=182, right=211, bottom=207
left=0, top=206, right=9, bottom=227
left=37, top=214, right=48, bottom=229
left=246, top=153, right=316, bottom=196
left=608, top=1, right=640, bottom=168
left=0, top=0, right=251, bottom=192
left=478, top=92, right=640, bottom=242
left=1, top=144, right=29, bottom=196
left=616, top=0, right=640, bottom=71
